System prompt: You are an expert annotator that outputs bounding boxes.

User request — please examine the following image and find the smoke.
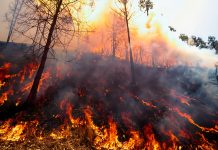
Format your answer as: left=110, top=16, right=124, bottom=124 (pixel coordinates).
left=63, top=9, right=218, bottom=70
left=1, top=4, right=218, bottom=148
left=1, top=41, right=217, bottom=148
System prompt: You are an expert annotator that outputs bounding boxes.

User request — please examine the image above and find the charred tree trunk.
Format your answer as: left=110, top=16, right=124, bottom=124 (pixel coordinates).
left=124, top=3, right=135, bottom=85
left=26, top=0, right=63, bottom=105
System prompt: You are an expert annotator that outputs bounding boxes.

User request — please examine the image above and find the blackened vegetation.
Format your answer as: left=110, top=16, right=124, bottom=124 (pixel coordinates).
left=0, top=52, right=218, bottom=149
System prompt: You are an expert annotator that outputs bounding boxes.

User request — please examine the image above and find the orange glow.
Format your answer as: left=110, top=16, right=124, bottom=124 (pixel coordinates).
left=170, top=90, right=191, bottom=106
left=0, top=90, right=14, bottom=106
left=66, top=102, right=84, bottom=128
left=84, top=107, right=145, bottom=149
left=174, top=108, right=218, bottom=133
left=0, top=63, right=11, bottom=89
left=143, top=124, right=161, bottom=150
left=0, top=120, right=26, bottom=141
left=80, top=0, right=110, bottom=25
left=50, top=124, right=71, bottom=140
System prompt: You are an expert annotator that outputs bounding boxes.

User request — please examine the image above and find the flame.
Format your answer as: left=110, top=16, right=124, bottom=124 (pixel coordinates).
left=0, top=120, right=26, bottom=141
left=0, top=62, right=39, bottom=106
left=50, top=124, right=71, bottom=140
left=170, top=90, right=191, bottom=106
left=0, top=1, right=217, bottom=146
left=0, top=90, right=14, bottom=106
left=197, top=132, right=216, bottom=149
left=143, top=124, right=161, bottom=150
left=84, top=107, right=144, bottom=149
left=165, top=130, right=179, bottom=149
left=131, top=94, right=157, bottom=108
left=0, top=63, right=11, bottom=89
left=66, top=102, right=84, bottom=128
left=21, top=70, right=50, bottom=93
left=174, top=108, right=218, bottom=133
left=0, top=119, right=12, bottom=134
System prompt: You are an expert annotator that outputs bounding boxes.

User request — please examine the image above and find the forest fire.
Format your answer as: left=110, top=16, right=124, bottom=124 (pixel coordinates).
left=0, top=0, right=218, bottom=149
left=0, top=53, right=217, bottom=149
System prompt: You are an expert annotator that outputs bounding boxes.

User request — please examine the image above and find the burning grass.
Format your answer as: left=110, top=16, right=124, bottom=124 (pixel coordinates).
left=0, top=53, right=217, bottom=149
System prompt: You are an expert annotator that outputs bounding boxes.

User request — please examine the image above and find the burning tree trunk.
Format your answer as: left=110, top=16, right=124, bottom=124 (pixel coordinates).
left=26, top=0, right=63, bottom=105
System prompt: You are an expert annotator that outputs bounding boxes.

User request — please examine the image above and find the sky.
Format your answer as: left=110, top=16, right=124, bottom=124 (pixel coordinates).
left=0, top=0, right=218, bottom=41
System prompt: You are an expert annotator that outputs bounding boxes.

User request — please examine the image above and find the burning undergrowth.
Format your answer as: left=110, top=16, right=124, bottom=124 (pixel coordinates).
left=0, top=52, right=218, bottom=149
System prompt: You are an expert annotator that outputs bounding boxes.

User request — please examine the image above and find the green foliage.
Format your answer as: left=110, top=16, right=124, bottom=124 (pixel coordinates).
left=191, top=36, right=208, bottom=49
left=169, top=26, right=176, bottom=32
left=139, top=0, right=154, bottom=16
left=208, top=36, right=218, bottom=54
left=179, top=34, right=218, bottom=54
left=179, top=34, right=189, bottom=43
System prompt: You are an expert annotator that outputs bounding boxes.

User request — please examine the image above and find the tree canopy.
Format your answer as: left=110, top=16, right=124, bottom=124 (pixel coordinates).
left=179, top=34, right=218, bottom=54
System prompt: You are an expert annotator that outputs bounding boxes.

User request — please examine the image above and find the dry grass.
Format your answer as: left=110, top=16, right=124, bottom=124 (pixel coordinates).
left=0, top=128, right=93, bottom=150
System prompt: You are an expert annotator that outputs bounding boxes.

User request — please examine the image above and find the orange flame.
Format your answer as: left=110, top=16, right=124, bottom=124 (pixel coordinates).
left=174, top=108, right=218, bottom=133
left=0, top=119, right=26, bottom=141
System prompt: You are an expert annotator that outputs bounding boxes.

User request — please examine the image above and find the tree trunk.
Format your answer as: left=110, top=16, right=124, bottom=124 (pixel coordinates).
left=6, top=0, right=18, bottom=44
left=140, top=47, right=143, bottom=64
left=6, top=0, right=24, bottom=45
left=112, top=18, right=116, bottom=58
left=124, top=3, right=135, bottom=84
left=26, top=0, right=63, bottom=105
left=112, top=32, right=116, bottom=57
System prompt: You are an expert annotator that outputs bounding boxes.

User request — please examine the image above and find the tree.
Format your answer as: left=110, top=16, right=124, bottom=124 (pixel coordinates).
left=179, top=34, right=189, bottom=43
left=26, top=0, right=64, bottom=105
left=6, top=0, right=24, bottom=45
left=179, top=34, right=218, bottom=54
left=139, top=0, right=154, bottom=16
left=114, top=0, right=135, bottom=84
left=169, top=26, right=176, bottom=32
left=13, top=0, right=92, bottom=105
left=113, top=0, right=153, bottom=84
left=208, top=36, right=218, bottom=54
left=109, top=12, right=125, bottom=58
left=111, top=15, right=118, bottom=58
